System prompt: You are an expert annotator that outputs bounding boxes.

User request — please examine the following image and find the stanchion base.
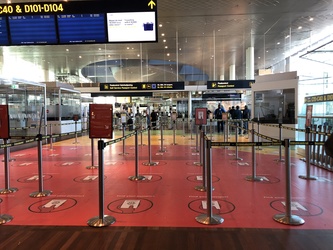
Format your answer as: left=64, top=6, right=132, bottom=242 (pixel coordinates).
left=86, top=165, right=98, bottom=169
left=171, top=143, right=178, bottom=145
left=0, top=214, right=13, bottom=225
left=0, top=187, right=18, bottom=194
left=274, top=158, right=285, bottom=162
left=143, top=162, right=159, bottom=166
left=159, top=148, right=167, bottom=152
left=232, top=157, right=243, bottom=161
left=273, top=214, right=305, bottom=226
left=73, top=141, right=80, bottom=144
left=256, top=147, right=263, bottom=151
left=87, top=215, right=116, bottom=227
left=195, top=214, right=224, bottom=225
left=29, top=190, right=52, bottom=198
left=195, top=185, right=206, bottom=192
left=128, top=175, right=146, bottom=181
left=193, top=162, right=202, bottom=166
left=298, top=175, right=318, bottom=180
left=245, top=176, right=264, bottom=182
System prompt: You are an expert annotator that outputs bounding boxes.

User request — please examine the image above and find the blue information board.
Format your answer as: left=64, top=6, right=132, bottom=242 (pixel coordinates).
left=0, top=17, right=9, bottom=45
left=57, top=14, right=107, bottom=44
left=8, top=15, right=57, bottom=45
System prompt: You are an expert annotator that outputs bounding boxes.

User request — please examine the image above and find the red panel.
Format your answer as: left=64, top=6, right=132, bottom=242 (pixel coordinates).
left=0, top=105, right=10, bottom=139
left=89, top=104, right=113, bottom=139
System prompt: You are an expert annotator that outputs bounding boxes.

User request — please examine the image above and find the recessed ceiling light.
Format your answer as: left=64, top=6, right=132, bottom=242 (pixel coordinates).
left=298, top=26, right=302, bottom=29
left=161, top=33, right=165, bottom=36
left=309, top=17, right=314, bottom=21
left=159, top=24, right=163, bottom=27
left=277, top=42, right=280, bottom=45
left=165, top=46, right=168, bottom=49
left=66, top=49, right=69, bottom=52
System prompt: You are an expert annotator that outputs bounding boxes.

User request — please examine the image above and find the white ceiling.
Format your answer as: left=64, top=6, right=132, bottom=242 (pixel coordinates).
left=1, top=0, right=333, bottom=83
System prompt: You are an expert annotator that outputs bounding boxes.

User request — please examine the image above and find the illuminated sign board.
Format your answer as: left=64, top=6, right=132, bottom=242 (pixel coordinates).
left=207, top=80, right=254, bottom=89
left=304, top=93, right=333, bottom=103
left=100, top=82, right=185, bottom=91
left=0, top=0, right=157, bottom=45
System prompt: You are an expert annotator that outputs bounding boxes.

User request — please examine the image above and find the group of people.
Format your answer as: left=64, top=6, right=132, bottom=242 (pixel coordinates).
left=213, top=104, right=251, bottom=134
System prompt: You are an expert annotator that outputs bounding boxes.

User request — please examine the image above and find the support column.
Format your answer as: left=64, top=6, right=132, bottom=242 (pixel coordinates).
left=229, top=65, right=235, bottom=80
left=246, top=46, right=254, bottom=80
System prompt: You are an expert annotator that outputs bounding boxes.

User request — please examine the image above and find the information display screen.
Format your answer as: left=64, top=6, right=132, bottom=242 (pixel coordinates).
left=58, top=14, right=106, bottom=44
left=8, top=15, right=57, bottom=45
left=0, top=0, right=158, bottom=46
left=0, top=17, right=9, bottom=45
left=107, top=12, right=156, bottom=42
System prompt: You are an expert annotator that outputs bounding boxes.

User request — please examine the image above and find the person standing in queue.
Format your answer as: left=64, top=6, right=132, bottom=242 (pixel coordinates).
left=214, top=103, right=226, bottom=133
left=233, top=106, right=243, bottom=134
left=242, top=105, right=251, bottom=134
left=150, top=110, right=158, bottom=130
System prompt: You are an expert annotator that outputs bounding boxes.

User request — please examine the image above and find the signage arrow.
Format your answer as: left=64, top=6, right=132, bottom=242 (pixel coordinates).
left=148, top=0, right=156, bottom=9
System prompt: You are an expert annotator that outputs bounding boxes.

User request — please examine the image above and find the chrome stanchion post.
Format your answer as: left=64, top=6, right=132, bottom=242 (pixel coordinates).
left=256, top=120, right=262, bottom=150
left=195, top=132, right=207, bottom=191
left=30, top=134, right=52, bottom=197
left=189, top=119, right=194, bottom=140
left=246, top=129, right=264, bottom=182
left=48, top=124, right=54, bottom=151
left=119, top=123, right=129, bottom=155
left=159, top=120, right=166, bottom=152
left=88, top=139, right=116, bottom=227
left=73, top=121, right=79, bottom=144
left=299, top=127, right=317, bottom=180
left=129, top=130, right=145, bottom=181
left=210, top=118, right=213, bottom=141
left=194, top=127, right=203, bottom=166
left=182, top=117, right=185, bottom=137
left=195, top=125, right=199, bottom=152
left=143, top=128, right=158, bottom=166
left=273, top=139, right=305, bottom=225
left=171, top=120, right=177, bottom=145
left=0, top=140, right=18, bottom=194
left=276, top=123, right=284, bottom=162
left=196, top=139, right=223, bottom=225
left=86, top=138, right=98, bottom=169
left=233, top=128, right=242, bottom=161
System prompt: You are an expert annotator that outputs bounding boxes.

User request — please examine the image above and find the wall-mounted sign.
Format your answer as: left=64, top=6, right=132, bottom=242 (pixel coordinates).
left=100, top=82, right=185, bottom=91
left=304, top=93, right=333, bottom=103
left=89, top=104, right=113, bottom=139
left=207, top=80, right=254, bottom=89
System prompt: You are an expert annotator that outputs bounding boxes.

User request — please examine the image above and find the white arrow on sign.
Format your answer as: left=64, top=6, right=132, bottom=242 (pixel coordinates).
left=121, top=200, right=140, bottom=209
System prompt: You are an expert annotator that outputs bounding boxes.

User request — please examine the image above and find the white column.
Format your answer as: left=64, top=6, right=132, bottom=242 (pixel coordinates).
left=246, top=46, right=254, bottom=79
left=188, top=91, right=192, bottom=119
left=229, top=65, right=235, bottom=80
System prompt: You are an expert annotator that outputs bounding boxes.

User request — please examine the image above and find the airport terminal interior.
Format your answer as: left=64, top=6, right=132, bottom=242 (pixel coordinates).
left=1, top=0, right=333, bottom=249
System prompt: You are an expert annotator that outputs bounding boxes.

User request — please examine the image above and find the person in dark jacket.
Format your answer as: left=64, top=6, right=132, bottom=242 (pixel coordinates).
left=242, top=105, right=251, bottom=134
left=325, top=134, right=333, bottom=158
left=233, top=106, right=242, bottom=134
left=214, top=104, right=226, bottom=133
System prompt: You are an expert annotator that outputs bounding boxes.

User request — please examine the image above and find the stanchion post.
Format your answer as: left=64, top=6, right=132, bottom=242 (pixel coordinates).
left=48, top=124, right=54, bottom=151
left=129, top=130, right=145, bottom=181
left=30, top=134, right=52, bottom=197
left=119, top=124, right=129, bottom=155
left=299, top=127, right=317, bottom=180
left=233, top=129, right=242, bottom=161
left=189, top=119, right=194, bottom=140
left=195, top=132, right=207, bottom=191
left=195, top=125, right=199, bottom=152
left=171, top=120, right=177, bottom=145
left=276, top=123, right=284, bottom=162
left=194, top=128, right=203, bottom=166
left=73, top=121, right=79, bottom=144
left=88, top=139, right=116, bottom=227
left=86, top=138, right=98, bottom=169
left=0, top=140, right=18, bottom=194
left=273, top=139, right=305, bottom=226
left=143, top=128, right=158, bottom=166
left=256, top=120, right=262, bottom=150
left=245, top=129, right=264, bottom=182
left=195, top=139, right=223, bottom=225
left=159, top=120, right=166, bottom=152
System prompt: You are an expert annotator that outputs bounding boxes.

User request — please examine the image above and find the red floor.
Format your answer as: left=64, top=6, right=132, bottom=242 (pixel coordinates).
left=1, top=134, right=333, bottom=229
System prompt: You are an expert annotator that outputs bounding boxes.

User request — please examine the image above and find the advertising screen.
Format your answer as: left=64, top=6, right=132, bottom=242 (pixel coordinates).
left=0, top=17, right=9, bottom=45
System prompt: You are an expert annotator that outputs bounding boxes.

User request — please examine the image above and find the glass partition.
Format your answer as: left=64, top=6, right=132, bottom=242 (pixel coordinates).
left=0, top=78, right=46, bottom=137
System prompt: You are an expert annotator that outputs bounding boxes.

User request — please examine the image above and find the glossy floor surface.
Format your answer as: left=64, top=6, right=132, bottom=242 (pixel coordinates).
left=1, top=129, right=333, bottom=249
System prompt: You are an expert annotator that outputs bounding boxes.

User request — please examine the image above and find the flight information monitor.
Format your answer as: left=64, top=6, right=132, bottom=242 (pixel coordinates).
left=0, top=17, right=9, bottom=45
left=8, top=15, right=57, bottom=45
left=0, top=0, right=158, bottom=46
left=57, top=14, right=107, bottom=44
